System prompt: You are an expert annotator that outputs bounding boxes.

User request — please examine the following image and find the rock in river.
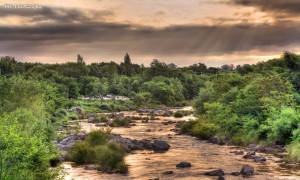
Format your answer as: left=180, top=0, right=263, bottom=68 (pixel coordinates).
left=176, top=162, right=192, bottom=168
left=204, top=169, right=225, bottom=176
left=240, top=165, right=254, bottom=176
left=153, top=140, right=170, bottom=152
left=253, top=156, right=266, bottom=162
left=163, top=171, right=174, bottom=175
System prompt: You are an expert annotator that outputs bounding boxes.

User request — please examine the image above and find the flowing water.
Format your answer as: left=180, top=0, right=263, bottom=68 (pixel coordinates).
left=64, top=107, right=300, bottom=180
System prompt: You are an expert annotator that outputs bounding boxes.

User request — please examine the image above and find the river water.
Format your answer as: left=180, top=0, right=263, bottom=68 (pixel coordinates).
left=64, top=107, right=300, bottom=180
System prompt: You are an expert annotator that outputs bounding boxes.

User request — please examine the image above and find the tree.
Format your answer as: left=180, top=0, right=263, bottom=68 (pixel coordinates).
left=0, top=76, right=62, bottom=179
left=283, top=51, right=300, bottom=71
left=77, top=54, right=85, bottom=64
left=141, top=77, right=184, bottom=105
left=123, top=53, right=132, bottom=76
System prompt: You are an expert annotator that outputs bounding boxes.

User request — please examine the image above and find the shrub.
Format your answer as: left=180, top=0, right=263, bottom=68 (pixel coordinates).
left=191, top=122, right=220, bottom=140
left=94, top=142, right=128, bottom=173
left=287, top=141, right=300, bottom=161
left=68, top=113, right=78, bottom=120
left=111, top=117, right=132, bottom=127
left=93, top=114, right=108, bottom=123
left=57, top=109, right=67, bottom=116
left=174, top=111, right=184, bottom=118
left=87, top=129, right=111, bottom=146
left=99, top=104, right=110, bottom=111
left=67, top=141, right=96, bottom=165
left=266, top=107, right=300, bottom=145
left=177, top=120, right=198, bottom=134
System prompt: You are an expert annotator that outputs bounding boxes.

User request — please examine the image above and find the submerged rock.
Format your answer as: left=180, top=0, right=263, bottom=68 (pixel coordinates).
left=176, top=162, right=192, bottom=168
left=163, top=171, right=174, bottom=175
left=230, top=150, right=244, bottom=155
left=84, top=166, right=96, bottom=170
left=204, top=169, right=225, bottom=176
left=231, top=172, right=240, bottom=176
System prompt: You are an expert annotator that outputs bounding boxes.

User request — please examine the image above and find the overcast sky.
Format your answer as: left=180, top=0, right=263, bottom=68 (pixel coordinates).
left=0, top=0, right=299, bottom=67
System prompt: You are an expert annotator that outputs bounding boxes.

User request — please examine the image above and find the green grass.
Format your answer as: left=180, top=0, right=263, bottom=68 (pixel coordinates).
left=94, top=142, right=128, bottom=173
left=67, top=113, right=78, bottom=120
left=67, top=128, right=128, bottom=173
left=67, top=141, right=96, bottom=164
left=110, top=117, right=132, bottom=127
left=73, top=99, right=134, bottom=113
left=87, top=129, right=111, bottom=146
left=93, top=114, right=109, bottom=123
left=287, top=141, right=300, bottom=161
left=174, top=110, right=194, bottom=118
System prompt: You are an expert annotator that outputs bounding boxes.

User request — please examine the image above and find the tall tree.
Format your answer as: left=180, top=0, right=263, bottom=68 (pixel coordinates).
left=77, top=54, right=85, bottom=64
left=124, top=53, right=132, bottom=76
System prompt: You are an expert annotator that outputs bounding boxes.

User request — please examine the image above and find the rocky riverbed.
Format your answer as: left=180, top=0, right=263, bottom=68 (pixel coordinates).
left=62, top=107, right=300, bottom=180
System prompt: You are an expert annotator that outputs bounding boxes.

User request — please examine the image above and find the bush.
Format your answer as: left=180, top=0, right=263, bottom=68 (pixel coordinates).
left=68, top=113, right=78, bottom=120
left=67, top=141, right=96, bottom=165
left=111, top=117, right=132, bottom=127
left=94, top=142, right=128, bottom=173
left=174, top=110, right=193, bottom=118
left=287, top=141, right=300, bottom=161
left=266, top=107, right=300, bottom=145
left=177, top=120, right=198, bottom=134
left=57, top=109, right=67, bottom=116
left=191, top=122, right=220, bottom=140
left=93, top=114, right=108, bottom=123
left=174, top=111, right=184, bottom=118
left=87, top=129, right=111, bottom=146
left=99, top=104, right=110, bottom=111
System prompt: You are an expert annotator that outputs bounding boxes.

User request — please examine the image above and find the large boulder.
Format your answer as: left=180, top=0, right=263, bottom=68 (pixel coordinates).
left=56, top=133, right=86, bottom=152
left=110, top=135, right=154, bottom=152
left=153, top=140, right=170, bottom=152
left=176, top=162, right=191, bottom=168
left=204, top=169, right=225, bottom=176
left=240, top=165, right=254, bottom=176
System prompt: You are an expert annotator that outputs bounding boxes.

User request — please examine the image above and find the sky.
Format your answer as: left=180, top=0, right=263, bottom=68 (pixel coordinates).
left=0, top=0, right=299, bottom=67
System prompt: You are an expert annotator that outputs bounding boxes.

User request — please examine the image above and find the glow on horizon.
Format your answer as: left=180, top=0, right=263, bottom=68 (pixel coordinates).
left=0, top=0, right=299, bottom=66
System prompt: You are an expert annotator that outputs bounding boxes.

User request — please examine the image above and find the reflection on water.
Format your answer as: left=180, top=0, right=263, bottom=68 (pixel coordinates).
left=64, top=107, right=300, bottom=180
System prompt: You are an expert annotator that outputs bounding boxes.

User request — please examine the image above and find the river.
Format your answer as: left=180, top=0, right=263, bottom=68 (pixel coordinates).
left=64, top=107, right=300, bottom=180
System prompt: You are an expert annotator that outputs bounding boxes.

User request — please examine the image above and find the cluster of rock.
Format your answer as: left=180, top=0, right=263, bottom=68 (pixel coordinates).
left=242, top=151, right=267, bottom=162
left=108, top=113, right=125, bottom=119
left=56, top=133, right=86, bottom=155
left=137, top=109, right=174, bottom=117
left=56, top=133, right=171, bottom=154
left=110, top=134, right=170, bottom=152
left=246, top=143, right=284, bottom=154
left=203, top=165, right=255, bottom=179
left=152, top=161, right=255, bottom=180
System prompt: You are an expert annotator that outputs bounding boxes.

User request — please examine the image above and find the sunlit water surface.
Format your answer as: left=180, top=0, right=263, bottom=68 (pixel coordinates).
left=64, top=107, right=300, bottom=180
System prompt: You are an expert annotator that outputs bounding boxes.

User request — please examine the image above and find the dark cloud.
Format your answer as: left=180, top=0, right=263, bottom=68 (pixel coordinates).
left=0, top=6, right=113, bottom=23
left=0, top=6, right=299, bottom=64
left=229, top=0, right=300, bottom=15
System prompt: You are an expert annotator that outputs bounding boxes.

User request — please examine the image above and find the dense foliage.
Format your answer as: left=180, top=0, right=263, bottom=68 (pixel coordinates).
left=0, top=76, right=63, bottom=180
left=67, top=129, right=128, bottom=173
left=2, top=51, right=300, bottom=179
left=177, top=52, right=300, bottom=161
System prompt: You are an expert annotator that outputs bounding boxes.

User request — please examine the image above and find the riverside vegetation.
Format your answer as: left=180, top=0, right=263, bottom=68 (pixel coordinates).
left=1, top=51, right=300, bottom=179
